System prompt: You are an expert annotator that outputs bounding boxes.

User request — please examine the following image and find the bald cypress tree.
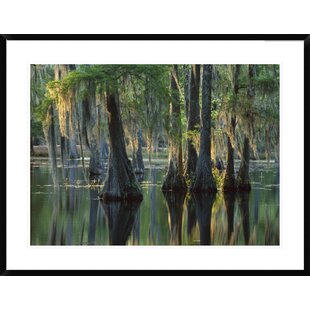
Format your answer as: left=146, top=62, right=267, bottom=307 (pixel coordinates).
left=100, top=89, right=143, bottom=202
left=162, top=65, right=186, bottom=191
left=185, top=65, right=200, bottom=184
left=236, top=65, right=255, bottom=192
left=191, top=65, right=217, bottom=193
left=223, top=65, right=240, bottom=192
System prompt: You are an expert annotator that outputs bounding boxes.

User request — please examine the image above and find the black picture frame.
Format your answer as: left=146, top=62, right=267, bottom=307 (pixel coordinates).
left=1, top=34, right=308, bottom=276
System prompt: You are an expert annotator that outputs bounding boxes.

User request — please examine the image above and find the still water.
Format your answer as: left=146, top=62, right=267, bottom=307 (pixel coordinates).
left=31, top=159, right=279, bottom=246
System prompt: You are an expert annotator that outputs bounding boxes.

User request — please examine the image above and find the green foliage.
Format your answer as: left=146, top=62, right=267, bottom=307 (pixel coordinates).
left=31, top=63, right=280, bottom=164
left=31, top=65, right=55, bottom=138
left=50, top=65, right=171, bottom=95
left=33, top=96, right=54, bottom=122
left=183, top=125, right=201, bottom=150
left=212, top=167, right=225, bottom=190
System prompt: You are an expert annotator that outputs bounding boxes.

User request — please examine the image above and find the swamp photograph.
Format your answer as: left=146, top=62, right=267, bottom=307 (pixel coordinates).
left=30, top=64, right=279, bottom=246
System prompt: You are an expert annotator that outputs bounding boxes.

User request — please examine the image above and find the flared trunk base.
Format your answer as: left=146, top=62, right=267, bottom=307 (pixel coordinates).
left=237, top=182, right=251, bottom=192
left=223, top=177, right=237, bottom=193
left=100, top=190, right=143, bottom=203
left=162, top=160, right=187, bottom=191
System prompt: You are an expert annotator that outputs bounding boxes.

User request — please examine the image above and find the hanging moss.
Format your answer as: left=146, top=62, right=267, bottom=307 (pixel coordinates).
left=42, top=104, right=59, bottom=186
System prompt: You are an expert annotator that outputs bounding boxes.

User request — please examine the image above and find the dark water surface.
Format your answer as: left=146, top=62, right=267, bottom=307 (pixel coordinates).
left=31, top=159, right=279, bottom=245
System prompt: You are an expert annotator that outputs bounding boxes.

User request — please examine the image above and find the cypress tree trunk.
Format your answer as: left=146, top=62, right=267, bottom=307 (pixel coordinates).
left=237, top=64, right=255, bottom=191
left=134, top=127, right=144, bottom=174
left=223, top=65, right=240, bottom=192
left=191, top=65, right=217, bottom=193
left=152, top=131, right=159, bottom=155
left=89, top=140, right=102, bottom=178
left=223, top=128, right=236, bottom=192
left=30, top=136, right=34, bottom=156
left=68, top=100, right=80, bottom=159
left=184, top=65, right=191, bottom=121
left=183, top=65, right=191, bottom=164
left=68, top=137, right=79, bottom=159
left=67, top=65, right=80, bottom=159
left=236, top=136, right=251, bottom=191
left=185, top=65, right=200, bottom=183
left=100, top=92, right=143, bottom=202
left=265, top=126, right=271, bottom=163
left=144, top=79, right=154, bottom=168
left=83, top=80, right=103, bottom=178
left=60, top=135, right=68, bottom=174
left=162, top=65, right=186, bottom=190
left=100, top=138, right=109, bottom=159
left=55, top=65, right=68, bottom=171
left=97, top=96, right=109, bottom=160
left=132, top=127, right=144, bottom=174
left=77, top=118, right=87, bottom=180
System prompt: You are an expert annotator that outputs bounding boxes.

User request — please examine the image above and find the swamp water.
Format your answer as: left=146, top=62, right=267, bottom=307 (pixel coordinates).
left=31, top=159, right=279, bottom=246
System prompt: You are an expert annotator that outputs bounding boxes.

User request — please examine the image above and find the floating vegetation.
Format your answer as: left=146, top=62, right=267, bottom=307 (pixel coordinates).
left=265, top=184, right=280, bottom=188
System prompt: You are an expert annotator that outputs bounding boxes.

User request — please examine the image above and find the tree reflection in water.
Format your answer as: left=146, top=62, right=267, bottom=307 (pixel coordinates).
left=34, top=162, right=279, bottom=246
left=88, top=189, right=99, bottom=245
left=186, top=194, right=197, bottom=237
left=162, top=191, right=186, bottom=245
left=223, top=192, right=250, bottom=245
left=149, top=169, right=159, bottom=245
left=237, top=192, right=250, bottom=245
left=223, top=192, right=236, bottom=245
left=48, top=159, right=80, bottom=245
left=66, top=159, right=80, bottom=245
left=191, top=193, right=216, bottom=245
left=100, top=199, right=141, bottom=245
left=132, top=173, right=144, bottom=245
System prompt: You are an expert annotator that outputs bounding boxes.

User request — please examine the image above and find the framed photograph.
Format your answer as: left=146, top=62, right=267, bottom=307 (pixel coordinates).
left=2, top=34, right=308, bottom=275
